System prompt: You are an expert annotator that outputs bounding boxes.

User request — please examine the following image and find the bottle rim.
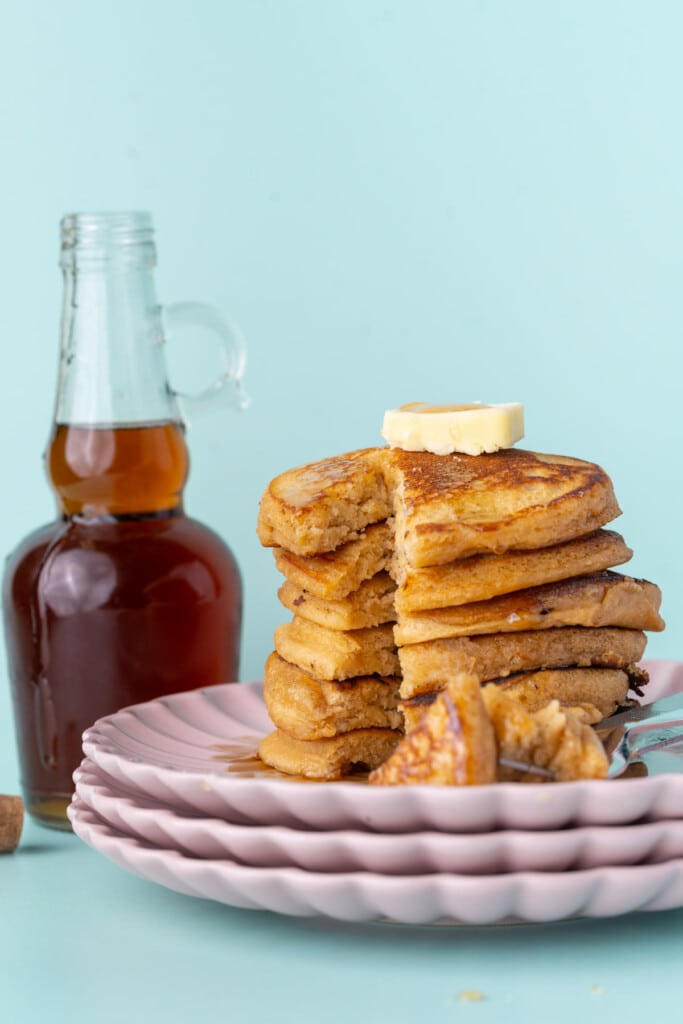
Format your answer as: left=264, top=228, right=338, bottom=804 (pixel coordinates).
left=60, top=212, right=156, bottom=266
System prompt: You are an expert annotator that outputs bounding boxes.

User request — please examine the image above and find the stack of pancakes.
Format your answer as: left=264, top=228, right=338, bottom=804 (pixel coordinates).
left=257, top=447, right=664, bottom=779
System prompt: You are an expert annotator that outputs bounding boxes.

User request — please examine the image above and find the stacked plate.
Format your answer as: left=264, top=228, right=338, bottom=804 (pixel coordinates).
left=69, top=659, right=683, bottom=926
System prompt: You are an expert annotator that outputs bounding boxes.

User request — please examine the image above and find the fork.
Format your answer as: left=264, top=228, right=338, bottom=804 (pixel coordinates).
left=598, top=696, right=683, bottom=778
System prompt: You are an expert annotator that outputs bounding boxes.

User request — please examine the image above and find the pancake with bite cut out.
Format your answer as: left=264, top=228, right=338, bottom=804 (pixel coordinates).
left=274, top=616, right=399, bottom=681
left=263, top=652, right=402, bottom=739
left=258, top=727, right=401, bottom=780
left=278, top=571, right=395, bottom=629
left=273, top=522, right=392, bottom=601
left=258, top=446, right=620, bottom=566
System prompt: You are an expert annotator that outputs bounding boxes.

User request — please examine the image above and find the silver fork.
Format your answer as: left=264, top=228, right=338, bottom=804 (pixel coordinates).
left=598, top=695, right=683, bottom=778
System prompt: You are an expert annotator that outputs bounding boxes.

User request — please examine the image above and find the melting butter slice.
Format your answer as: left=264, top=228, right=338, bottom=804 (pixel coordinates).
left=381, top=402, right=524, bottom=456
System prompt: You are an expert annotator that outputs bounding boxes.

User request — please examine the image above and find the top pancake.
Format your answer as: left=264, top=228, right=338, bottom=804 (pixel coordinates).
left=257, top=446, right=620, bottom=568
left=385, top=447, right=621, bottom=568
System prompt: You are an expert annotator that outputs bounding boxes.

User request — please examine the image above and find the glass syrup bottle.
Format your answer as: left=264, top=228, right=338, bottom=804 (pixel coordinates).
left=3, top=212, right=247, bottom=829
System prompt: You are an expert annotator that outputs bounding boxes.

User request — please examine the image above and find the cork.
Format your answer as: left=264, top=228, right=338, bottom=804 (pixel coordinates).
left=0, top=795, right=24, bottom=853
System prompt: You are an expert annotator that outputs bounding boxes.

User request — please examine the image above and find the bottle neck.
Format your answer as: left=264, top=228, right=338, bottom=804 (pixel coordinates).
left=48, top=213, right=188, bottom=518
left=56, top=259, right=179, bottom=429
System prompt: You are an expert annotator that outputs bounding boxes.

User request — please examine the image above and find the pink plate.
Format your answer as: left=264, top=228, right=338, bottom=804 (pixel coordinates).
left=74, top=756, right=683, bottom=874
left=81, top=660, right=683, bottom=833
left=68, top=797, right=683, bottom=925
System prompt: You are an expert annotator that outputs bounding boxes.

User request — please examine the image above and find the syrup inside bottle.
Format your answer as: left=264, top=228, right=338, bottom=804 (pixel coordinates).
left=3, top=421, right=242, bottom=829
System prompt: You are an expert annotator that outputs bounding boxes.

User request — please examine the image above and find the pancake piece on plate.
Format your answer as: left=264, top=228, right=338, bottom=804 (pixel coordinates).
left=369, top=672, right=497, bottom=786
left=258, top=727, right=401, bottom=781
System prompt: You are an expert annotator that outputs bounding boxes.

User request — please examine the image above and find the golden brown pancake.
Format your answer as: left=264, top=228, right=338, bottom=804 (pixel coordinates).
left=398, top=626, right=647, bottom=698
left=278, top=572, right=396, bottom=630
left=263, top=652, right=402, bottom=739
left=383, top=446, right=620, bottom=568
left=400, top=666, right=634, bottom=731
left=372, top=671, right=609, bottom=785
left=369, top=672, right=497, bottom=786
left=257, top=443, right=660, bottom=786
left=258, top=446, right=620, bottom=566
left=482, top=687, right=609, bottom=782
left=258, top=727, right=401, bottom=780
left=257, top=448, right=390, bottom=556
left=274, top=616, right=399, bottom=681
left=393, top=529, right=632, bottom=613
left=273, top=522, right=392, bottom=600
left=394, top=572, right=664, bottom=645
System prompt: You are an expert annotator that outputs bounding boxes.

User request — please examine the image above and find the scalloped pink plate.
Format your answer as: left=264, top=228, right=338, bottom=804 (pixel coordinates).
left=68, top=798, right=683, bottom=925
left=74, top=756, right=683, bottom=874
left=80, top=660, right=683, bottom=833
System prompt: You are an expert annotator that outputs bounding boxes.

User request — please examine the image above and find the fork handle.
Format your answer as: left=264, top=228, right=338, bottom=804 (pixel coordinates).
left=624, top=726, right=683, bottom=763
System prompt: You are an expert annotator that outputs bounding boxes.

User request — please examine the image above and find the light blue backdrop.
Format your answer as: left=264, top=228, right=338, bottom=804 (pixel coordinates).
left=0, top=0, right=680, bottom=790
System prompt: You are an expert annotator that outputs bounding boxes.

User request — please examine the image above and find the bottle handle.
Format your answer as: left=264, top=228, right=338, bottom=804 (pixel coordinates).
left=161, top=301, right=249, bottom=420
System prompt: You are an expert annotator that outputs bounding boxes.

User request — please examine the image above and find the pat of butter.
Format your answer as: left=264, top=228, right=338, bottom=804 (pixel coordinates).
left=381, top=402, right=524, bottom=456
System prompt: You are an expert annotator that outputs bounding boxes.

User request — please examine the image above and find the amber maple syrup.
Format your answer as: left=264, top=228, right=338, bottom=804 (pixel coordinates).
left=4, top=421, right=242, bottom=828
left=48, top=421, right=189, bottom=517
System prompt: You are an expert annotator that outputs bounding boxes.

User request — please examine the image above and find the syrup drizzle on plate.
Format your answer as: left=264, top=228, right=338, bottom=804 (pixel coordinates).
left=209, top=739, right=371, bottom=783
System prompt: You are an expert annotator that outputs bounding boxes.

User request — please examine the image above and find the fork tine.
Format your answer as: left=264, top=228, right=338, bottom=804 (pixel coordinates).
left=498, top=757, right=555, bottom=779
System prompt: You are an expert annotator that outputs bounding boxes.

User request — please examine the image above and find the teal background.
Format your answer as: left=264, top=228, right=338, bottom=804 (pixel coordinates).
left=1, top=2, right=682, bottom=1021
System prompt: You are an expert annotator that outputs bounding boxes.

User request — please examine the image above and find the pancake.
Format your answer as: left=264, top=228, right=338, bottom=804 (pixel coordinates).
left=383, top=447, right=620, bottom=568
left=369, top=672, right=497, bottom=786
left=257, top=448, right=390, bottom=556
left=274, top=616, right=399, bottom=681
left=257, top=441, right=661, bottom=786
left=398, top=626, right=647, bottom=698
left=263, top=652, right=402, bottom=739
left=492, top=666, right=637, bottom=717
left=400, top=666, right=634, bottom=731
left=273, top=521, right=392, bottom=600
left=278, top=572, right=396, bottom=630
left=258, top=727, right=401, bottom=780
left=482, top=687, right=609, bottom=782
left=373, top=671, right=609, bottom=785
left=258, top=446, right=620, bottom=566
left=393, top=529, right=632, bottom=613
left=394, top=571, right=664, bottom=645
